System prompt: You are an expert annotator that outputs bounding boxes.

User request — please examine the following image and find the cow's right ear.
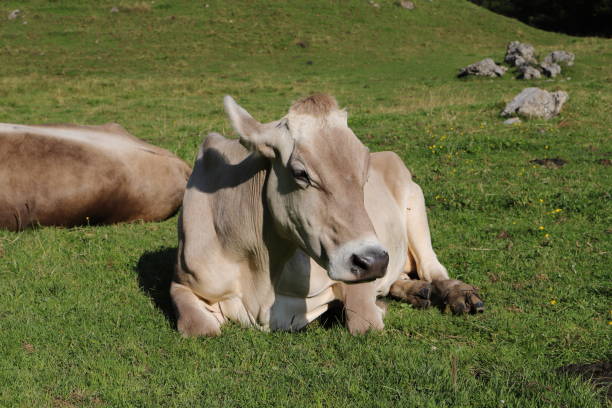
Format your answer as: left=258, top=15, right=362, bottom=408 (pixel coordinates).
left=224, top=96, right=293, bottom=162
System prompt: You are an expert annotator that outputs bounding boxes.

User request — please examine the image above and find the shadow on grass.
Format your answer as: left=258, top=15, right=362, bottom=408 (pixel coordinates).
left=135, top=247, right=177, bottom=329
left=318, top=300, right=346, bottom=329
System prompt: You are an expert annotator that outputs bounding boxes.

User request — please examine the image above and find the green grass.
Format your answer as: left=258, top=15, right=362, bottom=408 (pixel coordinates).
left=1, top=0, right=610, bottom=406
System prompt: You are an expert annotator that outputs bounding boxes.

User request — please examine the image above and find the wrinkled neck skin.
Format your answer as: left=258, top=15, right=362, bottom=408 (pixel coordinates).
left=238, top=152, right=300, bottom=285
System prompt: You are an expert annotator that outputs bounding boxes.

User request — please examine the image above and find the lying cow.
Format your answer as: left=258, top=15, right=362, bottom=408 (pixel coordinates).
left=172, top=94, right=483, bottom=336
left=0, top=123, right=191, bottom=231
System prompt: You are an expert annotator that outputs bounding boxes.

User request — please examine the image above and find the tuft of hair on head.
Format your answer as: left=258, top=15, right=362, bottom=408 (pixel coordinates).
left=290, top=94, right=339, bottom=117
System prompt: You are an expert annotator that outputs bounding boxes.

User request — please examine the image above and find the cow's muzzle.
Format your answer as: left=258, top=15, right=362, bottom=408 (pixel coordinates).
left=326, top=238, right=389, bottom=283
left=349, top=247, right=389, bottom=282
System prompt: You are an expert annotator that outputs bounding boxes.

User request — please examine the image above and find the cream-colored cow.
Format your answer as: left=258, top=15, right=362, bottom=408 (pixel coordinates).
left=172, top=94, right=483, bottom=336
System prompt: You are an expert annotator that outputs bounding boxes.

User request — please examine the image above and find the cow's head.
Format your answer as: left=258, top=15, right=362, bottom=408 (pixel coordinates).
left=224, top=94, right=388, bottom=283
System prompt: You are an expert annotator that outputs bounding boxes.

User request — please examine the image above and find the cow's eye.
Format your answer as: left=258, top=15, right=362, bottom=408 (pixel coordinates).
left=291, top=165, right=310, bottom=187
left=292, top=168, right=309, bottom=183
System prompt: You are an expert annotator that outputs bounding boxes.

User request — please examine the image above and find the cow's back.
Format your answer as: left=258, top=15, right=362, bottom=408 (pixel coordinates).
left=0, top=123, right=191, bottom=230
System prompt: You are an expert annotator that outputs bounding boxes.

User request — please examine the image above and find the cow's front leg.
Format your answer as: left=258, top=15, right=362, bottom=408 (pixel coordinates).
left=170, top=281, right=223, bottom=337
left=389, top=274, right=432, bottom=309
left=403, top=180, right=484, bottom=315
left=404, top=181, right=449, bottom=282
left=338, top=281, right=385, bottom=335
left=431, top=279, right=484, bottom=315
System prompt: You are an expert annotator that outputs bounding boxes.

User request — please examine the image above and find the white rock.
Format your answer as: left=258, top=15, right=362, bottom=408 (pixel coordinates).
left=544, top=50, right=575, bottom=66
left=505, top=41, right=538, bottom=67
left=501, top=87, right=568, bottom=119
left=8, top=9, right=21, bottom=20
left=458, top=58, right=507, bottom=78
left=518, top=65, right=542, bottom=80
left=540, top=62, right=561, bottom=78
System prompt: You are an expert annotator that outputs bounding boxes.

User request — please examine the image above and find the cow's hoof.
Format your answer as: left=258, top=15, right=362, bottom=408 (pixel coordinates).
left=346, top=305, right=385, bottom=335
left=431, top=279, right=484, bottom=315
left=177, top=315, right=221, bottom=338
left=389, top=279, right=432, bottom=309
left=346, top=317, right=385, bottom=335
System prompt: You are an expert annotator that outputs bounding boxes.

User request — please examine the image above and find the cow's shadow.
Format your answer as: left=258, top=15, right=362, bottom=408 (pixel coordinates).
left=135, top=247, right=177, bottom=328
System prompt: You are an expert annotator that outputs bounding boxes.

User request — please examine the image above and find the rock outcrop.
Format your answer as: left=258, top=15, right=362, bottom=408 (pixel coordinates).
left=544, top=50, right=575, bottom=66
left=518, top=64, right=542, bottom=80
left=501, top=88, right=568, bottom=119
left=8, top=9, right=21, bottom=20
left=540, top=62, right=562, bottom=78
left=505, top=41, right=537, bottom=67
left=458, top=58, right=507, bottom=78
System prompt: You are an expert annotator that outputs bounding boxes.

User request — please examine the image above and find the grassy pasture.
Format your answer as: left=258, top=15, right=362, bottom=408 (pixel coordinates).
left=0, top=0, right=610, bottom=406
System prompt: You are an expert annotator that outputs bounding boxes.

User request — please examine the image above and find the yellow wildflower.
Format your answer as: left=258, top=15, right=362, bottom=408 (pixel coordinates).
left=550, top=300, right=557, bottom=305
left=538, top=226, right=545, bottom=230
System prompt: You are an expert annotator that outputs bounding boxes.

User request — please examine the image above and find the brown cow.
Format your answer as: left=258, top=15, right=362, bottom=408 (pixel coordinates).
left=0, top=122, right=191, bottom=231
left=172, top=95, right=483, bottom=337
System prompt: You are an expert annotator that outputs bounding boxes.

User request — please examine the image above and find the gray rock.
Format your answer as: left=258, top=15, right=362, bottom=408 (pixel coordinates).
left=513, top=56, right=527, bottom=67
left=505, top=41, right=538, bottom=67
left=369, top=1, right=380, bottom=8
left=503, top=117, right=522, bottom=125
left=544, top=50, right=575, bottom=66
left=458, top=58, right=507, bottom=78
left=400, top=1, right=415, bottom=9
left=8, top=9, right=21, bottom=20
left=501, top=87, right=568, bottom=119
left=110, top=6, right=119, bottom=13
left=540, top=62, right=561, bottom=78
left=518, top=64, right=542, bottom=80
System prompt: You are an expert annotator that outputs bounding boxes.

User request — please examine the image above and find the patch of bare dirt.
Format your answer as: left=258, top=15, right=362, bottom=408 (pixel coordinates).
left=22, top=343, right=35, bottom=353
left=597, top=158, right=611, bottom=166
left=496, top=230, right=510, bottom=239
left=530, top=157, right=567, bottom=168
left=558, top=361, right=611, bottom=401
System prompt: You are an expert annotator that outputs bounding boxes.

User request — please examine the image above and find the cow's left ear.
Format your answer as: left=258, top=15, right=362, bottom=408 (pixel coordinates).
left=224, top=95, right=293, bottom=162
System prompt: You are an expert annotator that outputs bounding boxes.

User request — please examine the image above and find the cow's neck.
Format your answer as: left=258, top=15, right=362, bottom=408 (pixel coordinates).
left=233, top=153, right=297, bottom=283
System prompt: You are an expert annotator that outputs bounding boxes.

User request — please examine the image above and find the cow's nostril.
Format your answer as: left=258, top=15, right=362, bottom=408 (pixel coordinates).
left=350, top=250, right=389, bottom=279
left=351, top=254, right=371, bottom=271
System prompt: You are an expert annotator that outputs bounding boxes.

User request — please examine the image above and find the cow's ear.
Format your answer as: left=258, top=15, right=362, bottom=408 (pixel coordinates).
left=224, top=95, right=293, bottom=162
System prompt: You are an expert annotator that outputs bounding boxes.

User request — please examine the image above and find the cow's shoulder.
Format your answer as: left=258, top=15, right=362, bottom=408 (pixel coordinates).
left=201, top=132, right=250, bottom=163
left=369, top=150, right=412, bottom=203
left=370, top=151, right=411, bottom=178
left=198, top=132, right=259, bottom=173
